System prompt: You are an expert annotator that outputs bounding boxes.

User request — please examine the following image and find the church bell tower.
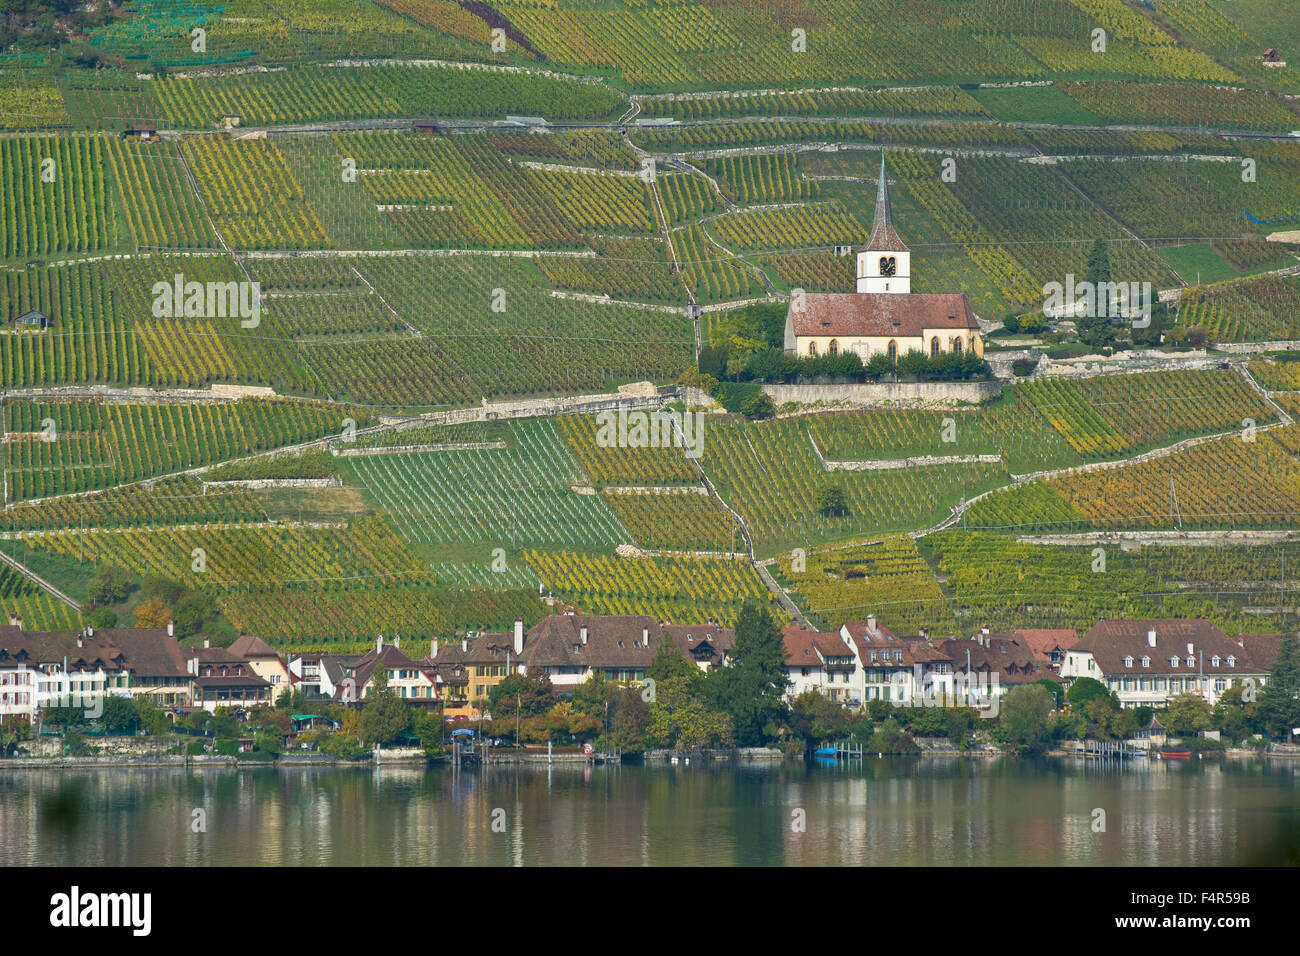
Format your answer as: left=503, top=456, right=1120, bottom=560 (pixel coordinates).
left=857, top=152, right=910, bottom=294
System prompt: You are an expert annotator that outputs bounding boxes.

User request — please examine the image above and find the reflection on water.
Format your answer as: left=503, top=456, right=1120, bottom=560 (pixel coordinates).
left=3, top=756, right=1299, bottom=866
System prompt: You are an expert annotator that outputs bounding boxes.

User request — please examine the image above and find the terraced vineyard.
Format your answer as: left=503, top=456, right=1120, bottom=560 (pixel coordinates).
left=3, top=0, right=1300, bottom=649
left=524, top=550, right=767, bottom=625
left=773, top=536, right=954, bottom=635
left=345, top=418, right=630, bottom=550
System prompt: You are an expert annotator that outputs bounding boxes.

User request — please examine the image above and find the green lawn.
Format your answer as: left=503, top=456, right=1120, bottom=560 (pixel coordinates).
left=969, top=84, right=1102, bottom=126
left=1155, top=242, right=1239, bottom=284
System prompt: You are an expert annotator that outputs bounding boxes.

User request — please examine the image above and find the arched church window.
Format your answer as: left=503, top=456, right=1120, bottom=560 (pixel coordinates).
left=952, top=338, right=963, bottom=354
left=930, top=337, right=940, bottom=358
left=887, top=340, right=897, bottom=365
left=808, top=341, right=818, bottom=357
left=828, top=339, right=839, bottom=356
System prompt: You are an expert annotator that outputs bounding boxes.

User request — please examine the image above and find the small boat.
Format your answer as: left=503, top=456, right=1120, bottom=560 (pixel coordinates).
left=814, top=746, right=837, bottom=758
left=1158, top=749, right=1191, bottom=759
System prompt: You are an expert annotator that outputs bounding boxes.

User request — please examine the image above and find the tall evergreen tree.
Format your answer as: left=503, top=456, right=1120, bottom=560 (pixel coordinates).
left=1077, top=239, right=1115, bottom=349
left=707, top=600, right=790, bottom=746
left=1258, top=634, right=1300, bottom=740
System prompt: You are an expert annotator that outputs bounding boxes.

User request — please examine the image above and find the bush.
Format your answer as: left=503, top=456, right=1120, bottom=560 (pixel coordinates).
left=714, top=381, right=763, bottom=414
left=186, top=740, right=204, bottom=756
left=1002, top=314, right=1021, bottom=333
left=740, top=391, right=775, bottom=419
left=215, top=738, right=238, bottom=757
left=1011, top=358, right=1037, bottom=377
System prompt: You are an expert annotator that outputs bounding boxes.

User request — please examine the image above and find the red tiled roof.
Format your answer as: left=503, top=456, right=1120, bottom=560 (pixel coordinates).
left=789, top=292, right=978, bottom=339
left=1012, top=628, right=1078, bottom=662
left=1075, top=620, right=1265, bottom=676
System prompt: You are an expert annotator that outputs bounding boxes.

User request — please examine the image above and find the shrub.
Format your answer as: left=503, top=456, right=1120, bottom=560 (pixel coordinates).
left=186, top=740, right=204, bottom=756
left=215, top=738, right=238, bottom=756
left=1012, top=358, right=1037, bottom=377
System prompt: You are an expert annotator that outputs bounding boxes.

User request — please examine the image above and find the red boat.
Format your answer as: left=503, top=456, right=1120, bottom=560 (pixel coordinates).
left=1158, top=749, right=1191, bottom=759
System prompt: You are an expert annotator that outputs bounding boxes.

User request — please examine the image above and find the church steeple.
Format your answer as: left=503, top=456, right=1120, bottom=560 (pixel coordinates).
left=857, top=151, right=910, bottom=294
left=865, top=152, right=906, bottom=254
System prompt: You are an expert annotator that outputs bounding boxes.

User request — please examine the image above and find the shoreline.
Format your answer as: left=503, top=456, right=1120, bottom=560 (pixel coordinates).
left=3, top=746, right=1290, bottom=770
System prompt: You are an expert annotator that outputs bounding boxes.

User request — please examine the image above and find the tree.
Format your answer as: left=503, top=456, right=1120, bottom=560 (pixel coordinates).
left=1077, top=239, right=1116, bottom=350
left=817, top=481, right=848, bottom=518
left=1213, top=682, right=1260, bottom=742
left=866, top=717, right=917, bottom=754
left=1035, top=678, right=1065, bottom=710
left=997, top=684, right=1053, bottom=754
left=141, top=575, right=185, bottom=607
left=1257, top=634, right=1300, bottom=741
left=648, top=633, right=698, bottom=688
left=134, top=596, right=171, bottom=629
left=172, top=589, right=216, bottom=638
left=101, top=696, right=140, bottom=736
left=83, top=606, right=117, bottom=629
left=89, top=564, right=135, bottom=605
left=609, top=686, right=650, bottom=752
left=1066, top=676, right=1113, bottom=709
left=358, top=667, right=413, bottom=747
left=790, top=690, right=845, bottom=752
left=1166, top=692, right=1213, bottom=736
left=571, top=673, right=610, bottom=720
left=707, top=600, right=789, bottom=746
left=487, top=672, right=553, bottom=722
left=646, top=675, right=734, bottom=749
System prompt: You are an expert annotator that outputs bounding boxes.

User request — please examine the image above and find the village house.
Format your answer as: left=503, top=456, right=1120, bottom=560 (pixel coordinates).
left=185, top=640, right=273, bottom=713
left=1061, top=619, right=1275, bottom=708
left=781, top=624, right=857, bottom=702
left=228, top=634, right=291, bottom=698
left=784, top=153, right=983, bottom=363
left=330, top=639, right=438, bottom=707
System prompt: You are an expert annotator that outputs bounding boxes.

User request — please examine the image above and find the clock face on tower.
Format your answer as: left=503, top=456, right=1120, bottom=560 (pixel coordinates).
left=879, top=256, right=896, bottom=276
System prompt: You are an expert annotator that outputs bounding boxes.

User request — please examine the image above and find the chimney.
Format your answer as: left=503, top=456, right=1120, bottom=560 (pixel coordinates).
left=430, top=640, right=437, bottom=660
left=642, top=626, right=650, bottom=647
left=867, top=614, right=877, bottom=636
left=462, top=637, right=468, bottom=653
left=1186, top=642, right=1194, bottom=656
left=580, top=626, right=588, bottom=646
left=204, top=637, right=210, bottom=649
left=167, top=620, right=174, bottom=638
left=8, top=612, right=18, bottom=626
left=919, top=627, right=929, bottom=641
left=514, top=619, right=524, bottom=656
left=1147, top=629, right=1157, bottom=648
left=376, top=635, right=383, bottom=655
left=394, top=636, right=400, bottom=649
left=77, top=632, right=84, bottom=649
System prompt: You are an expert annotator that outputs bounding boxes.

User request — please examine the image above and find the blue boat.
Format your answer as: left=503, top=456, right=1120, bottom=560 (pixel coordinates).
left=814, top=746, right=837, bottom=758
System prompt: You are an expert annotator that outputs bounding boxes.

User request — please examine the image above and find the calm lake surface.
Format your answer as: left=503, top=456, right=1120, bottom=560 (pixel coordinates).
left=4, top=756, right=1299, bottom=866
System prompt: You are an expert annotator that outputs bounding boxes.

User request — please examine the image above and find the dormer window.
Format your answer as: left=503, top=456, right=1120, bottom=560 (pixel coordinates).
left=1124, top=656, right=1133, bottom=668
left=1170, top=657, right=1179, bottom=668
left=1186, top=656, right=1195, bottom=667
left=1141, top=656, right=1149, bottom=668
left=869, top=650, right=877, bottom=661
left=1227, top=656, right=1236, bottom=667
left=1211, top=656, right=1220, bottom=667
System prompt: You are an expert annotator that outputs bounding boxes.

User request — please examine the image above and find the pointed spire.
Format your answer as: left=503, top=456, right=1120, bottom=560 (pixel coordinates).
left=865, top=150, right=906, bottom=253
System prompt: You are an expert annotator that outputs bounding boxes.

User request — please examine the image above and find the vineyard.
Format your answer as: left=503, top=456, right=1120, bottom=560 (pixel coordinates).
left=773, top=536, right=953, bottom=635
left=921, top=531, right=1300, bottom=634
left=697, top=415, right=1007, bottom=556
left=0, top=135, right=114, bottom=260
left=2, top=397, right=367, bottom=502
left=1017, top=369, right=1273, bottom=457
left=524, top=550, right=767, bottom=625
left=345, top=418, right=631, bottom=550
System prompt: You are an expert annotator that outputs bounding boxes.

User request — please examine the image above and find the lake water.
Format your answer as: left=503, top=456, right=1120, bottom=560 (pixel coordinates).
left=4, top=756, right=1299, bottom=866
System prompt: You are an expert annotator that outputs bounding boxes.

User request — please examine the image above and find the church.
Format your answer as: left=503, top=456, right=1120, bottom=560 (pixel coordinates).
left=783, top=154, right=983, bottom=363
